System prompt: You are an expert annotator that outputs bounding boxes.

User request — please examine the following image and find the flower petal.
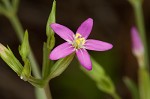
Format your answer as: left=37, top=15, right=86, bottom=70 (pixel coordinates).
left=85, top=39, right=113, bottom=51
left=50, top=42, right=75, bottom=60
left=131, top=27, right=144, bottom=54
left=50, top=23, right=74, bottom=41
left=76, top=18, right=93, bottom=39
left=76, top=49, right=92, bottom=70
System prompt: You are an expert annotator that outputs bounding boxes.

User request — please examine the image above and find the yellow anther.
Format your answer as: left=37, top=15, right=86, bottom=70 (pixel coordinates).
left=75, top=33, right=82, bottom=39
left=73, top=33, right=85, bottom=49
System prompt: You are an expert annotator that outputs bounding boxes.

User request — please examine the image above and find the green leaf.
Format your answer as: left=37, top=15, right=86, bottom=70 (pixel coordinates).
left=81, top=57, right=105, bottom=81
left=19, top=30, right=30, bottom=62
left=48, top=53, right=75, bottom=80
left=20, top=59, right=31, bottom=81
left=42, top=0, right=56, bottom=79
left=124, top=77, right=139, bottom=99
left=81, top=57, right=120, bottom=99
left=0, top=43, right=23, bottom=75
left=46, top=0, right=56, bottom=37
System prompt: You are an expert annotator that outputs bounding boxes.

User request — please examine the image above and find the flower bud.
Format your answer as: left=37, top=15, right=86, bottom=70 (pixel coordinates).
left=0, top=43, right=23, bottom=75
left=131, top=27, right=144, bottom=67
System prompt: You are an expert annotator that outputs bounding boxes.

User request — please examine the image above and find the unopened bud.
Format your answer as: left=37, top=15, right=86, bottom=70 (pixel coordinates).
left=0, top=43, right=23, bottom=75
left=131, top=27, right=144, bottom=67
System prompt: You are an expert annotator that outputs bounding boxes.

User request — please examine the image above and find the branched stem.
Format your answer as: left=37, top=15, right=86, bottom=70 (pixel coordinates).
left=5, top=4, right=52, bottom=99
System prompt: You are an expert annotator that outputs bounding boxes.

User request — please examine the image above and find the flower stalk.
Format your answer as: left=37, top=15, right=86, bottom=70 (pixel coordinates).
left=129, top=0, right=149, bottom=69
left=129, top=1, right=150, bottom=99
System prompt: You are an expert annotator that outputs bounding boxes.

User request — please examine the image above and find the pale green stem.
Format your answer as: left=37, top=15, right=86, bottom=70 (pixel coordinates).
left=7, top=14, right=52, bottom=99
left=131, top=1, right=150, bottom=99
left=133, top=1, right=149, bottom=69
left=44, top=84, right=52, bottom=99
left=9, top=14, right=41, bottom=78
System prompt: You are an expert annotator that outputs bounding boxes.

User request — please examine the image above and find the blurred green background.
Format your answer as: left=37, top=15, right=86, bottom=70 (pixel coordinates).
left=0, top=0, right=150, bottom=99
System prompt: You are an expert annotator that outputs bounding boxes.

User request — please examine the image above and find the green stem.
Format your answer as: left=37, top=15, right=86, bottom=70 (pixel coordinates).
left=133, top=1, right=149, bottom=69
left=8, top=14, right=52, bottom=99
left=131, top=1, right=150, bottom=99
left=44, top=84, right=52, bottom=99
left=9, top=15, right=41, bottom=78
left=8, top=15, right=23, bottom=43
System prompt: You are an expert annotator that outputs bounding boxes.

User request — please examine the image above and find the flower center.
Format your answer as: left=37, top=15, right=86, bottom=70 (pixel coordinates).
left=72, top=33, right=85, bottom=49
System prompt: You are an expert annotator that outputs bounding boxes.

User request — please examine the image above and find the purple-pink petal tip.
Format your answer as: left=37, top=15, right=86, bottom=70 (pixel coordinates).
left=50, top=23, right=74, bottom=41
left=76, top=18, right=93, bottom=39
left=131, top=26, right=143, bottom=55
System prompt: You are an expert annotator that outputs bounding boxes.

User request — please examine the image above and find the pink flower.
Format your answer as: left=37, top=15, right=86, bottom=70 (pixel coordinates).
left=131, top=27, right=144, bottom=56
left=49, top=18, right=113, bottom=70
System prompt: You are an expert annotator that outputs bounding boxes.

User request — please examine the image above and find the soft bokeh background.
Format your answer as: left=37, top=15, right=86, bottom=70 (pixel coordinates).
left=0, top=0, right=150, bottom=99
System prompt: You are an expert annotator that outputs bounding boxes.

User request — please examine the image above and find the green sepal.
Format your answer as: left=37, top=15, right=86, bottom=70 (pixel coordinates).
left=48, top=53, right=75, bottom=80
left=0, top=44, right=23, bottom=75
left=81, top=57, right=120, bottom=99
left=46, top=0, right=56, bottom=37
left=19, top=30, right=30, bottom=62
left=20, top=59, right=31, bottom=81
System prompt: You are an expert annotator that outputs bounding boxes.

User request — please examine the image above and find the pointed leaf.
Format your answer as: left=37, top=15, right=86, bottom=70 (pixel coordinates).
left=42, top=0, right=56, bottom=79
left=19, top=30, right=30, bottom=62
left=46, top=0, right=56, bottom=37
left=81, top=57, right=120, bottom=98
left=48, top=53, right=75, bottom=80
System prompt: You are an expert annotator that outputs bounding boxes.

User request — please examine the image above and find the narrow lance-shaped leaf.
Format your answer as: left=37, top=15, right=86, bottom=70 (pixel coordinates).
left=19, top=30, right=30, bottom=62
left=42, top=0, right=56, bottom=79
left=81, top=57, right=120, bottom=99
left=48, top=53, right=75, bottom=80
left=46, top=0, right=56, bottom=37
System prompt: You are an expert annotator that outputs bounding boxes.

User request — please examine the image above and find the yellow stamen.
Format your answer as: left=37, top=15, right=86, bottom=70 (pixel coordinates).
left=73, top=33, right=85, bottom=49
